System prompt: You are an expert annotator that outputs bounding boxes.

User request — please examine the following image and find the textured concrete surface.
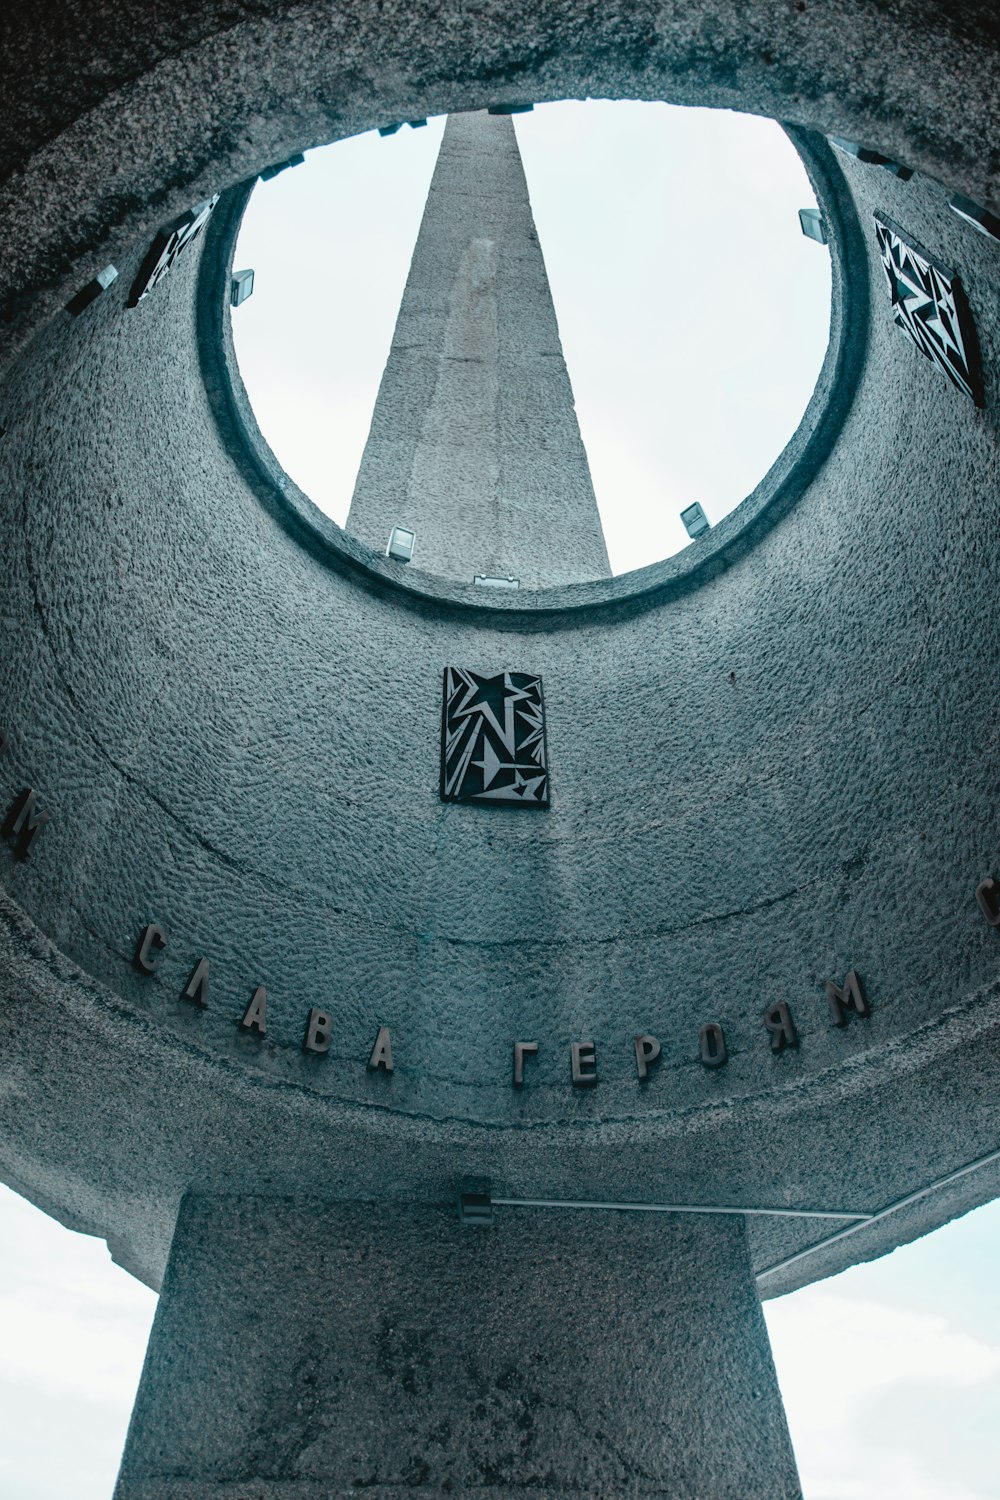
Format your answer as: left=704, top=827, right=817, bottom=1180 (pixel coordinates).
left=0, top=7, right=998, bottom=1490
left=0, top=129, right=998, bottom=1302
left=115, top=1196, right=800, bottom=1498
left=346, top=112, right=610, bottom=586
left=1, top=0, right=998, bottom=360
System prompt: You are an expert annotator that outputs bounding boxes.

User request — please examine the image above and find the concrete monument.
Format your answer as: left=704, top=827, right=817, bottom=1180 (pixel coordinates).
left=346, top=109, right=611, bottom=586
left=0, top=4, right=998, bottom=1496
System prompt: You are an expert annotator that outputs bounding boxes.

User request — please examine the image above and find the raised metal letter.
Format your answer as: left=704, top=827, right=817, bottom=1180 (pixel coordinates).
left=825, top=970, right=869, bottom=1027
left=134, top=923, right=167, bottom=975
left=699, top=1022, right=728, bottom=1068
left=304, top=1007, right=332, bottom=1055
left=368, top=1026, right=394, bottom=1073
left=976, top=878, right=1000, bottom=928
left=762, top=1002, right=798, bottom=1054
left=513, top=1040, right=538, bottom=1086
left=240, top=986, right=267, bottom=1036
left=634, top=1034, right=662, bottom=1080
left=4, top=788, right=49, bottom=858
left=571, top=1040, right=597, bottom=1087
left=181, top=958, right=210, bottom=1009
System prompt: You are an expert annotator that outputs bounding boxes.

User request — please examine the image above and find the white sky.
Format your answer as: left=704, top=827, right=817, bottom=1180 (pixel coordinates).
left=2, top=104, right=992, bottom=1499
left=1, top=1180, right=999, bottom=1498
left=232, top=101, right=831, bottom=573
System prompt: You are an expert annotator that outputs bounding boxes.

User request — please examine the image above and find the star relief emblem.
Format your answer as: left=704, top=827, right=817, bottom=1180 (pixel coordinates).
left=441, top=668, right=549, bottom=806
left=875, top=214, right=982, bottom=405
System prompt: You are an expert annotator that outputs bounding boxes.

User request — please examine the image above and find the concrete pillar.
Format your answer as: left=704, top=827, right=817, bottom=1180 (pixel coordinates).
left=345, top=111, right=611, bottom=588
left=115, top=1196, right=801, bottom=1498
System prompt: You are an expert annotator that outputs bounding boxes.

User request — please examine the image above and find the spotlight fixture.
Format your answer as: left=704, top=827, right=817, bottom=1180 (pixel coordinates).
left=65, top=264, right=118, bottom=316
left=799, top=207, right=828, bottom=244
left=458, top=1191, right=494, bottom=1226
left=230, top=269, right=255, bottom=307
left=386, top=526, right=416, bottom=563
left=680, top=502, right=711, bottom=539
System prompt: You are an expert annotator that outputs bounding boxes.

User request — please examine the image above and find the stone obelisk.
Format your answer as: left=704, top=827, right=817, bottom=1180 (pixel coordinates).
left=346, top=110, right=611, bottom=587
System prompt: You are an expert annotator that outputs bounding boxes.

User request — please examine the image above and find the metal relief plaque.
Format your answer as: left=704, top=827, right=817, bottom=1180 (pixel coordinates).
left=874, top=214, right=983, bottom=404
left=128, top=196, right=221, bottom=307
left=441, top=669, right=548, bottom=806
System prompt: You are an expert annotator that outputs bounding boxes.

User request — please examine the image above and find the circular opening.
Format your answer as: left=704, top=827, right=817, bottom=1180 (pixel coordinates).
left=231, top=101, right=831, bottom=583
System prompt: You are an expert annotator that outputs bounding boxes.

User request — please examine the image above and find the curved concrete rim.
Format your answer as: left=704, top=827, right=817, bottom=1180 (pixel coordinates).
left=4, top=3, right=997, bottom=1310
left=203, top=123, right=867, bottom=624
left=6, top=888, right=999, bottom=1299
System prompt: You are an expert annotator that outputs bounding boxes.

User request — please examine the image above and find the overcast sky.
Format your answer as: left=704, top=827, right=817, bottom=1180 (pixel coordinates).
left=2, top=104, right=995, bottom=1500
left=232, top=101, right=831, bottom=573
left=1, top=1180, right=999, bottom=1499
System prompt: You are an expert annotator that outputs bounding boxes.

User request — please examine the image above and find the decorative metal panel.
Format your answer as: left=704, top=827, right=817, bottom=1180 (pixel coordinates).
left=441, top=669, right=548, bottom=806
left=874, top=215, right=982, bottom=405
left=128, top=196, right=220, bottom=307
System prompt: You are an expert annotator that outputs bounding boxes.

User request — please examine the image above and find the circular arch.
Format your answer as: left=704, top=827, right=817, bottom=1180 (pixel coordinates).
left=204, top=125, right=865, bottom=619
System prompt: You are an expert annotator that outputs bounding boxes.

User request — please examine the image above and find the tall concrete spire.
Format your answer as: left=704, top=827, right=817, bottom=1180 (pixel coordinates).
left=345, top=110, right=611, bottom=587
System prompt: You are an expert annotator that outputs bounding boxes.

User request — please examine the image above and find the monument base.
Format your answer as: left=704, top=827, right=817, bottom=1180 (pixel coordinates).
left=115, top=1195, right=801, bottom=1499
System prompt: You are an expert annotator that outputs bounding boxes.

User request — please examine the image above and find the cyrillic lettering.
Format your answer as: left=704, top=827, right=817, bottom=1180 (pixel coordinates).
left=825, top=970, right=869, bottom=1027
left=513, top=1040, right=538, bottom=1086
left=762, top=1002, right=797, bottom=1054
left=5, top=788, right=49, bottom=857
left=976, top=878, right=1000, bottom=928
left=303, top=1007, right=332, bottom=1054
left=181, top=957, right=210, bottom=1009
left=134, top=923, right=166, bottom=975
left=634, top=1034, right=662, bottom=1080
left=571, top=1040, right=597, bottom=1087
left=368, top=1025, right=394, bottom=1073
left=240, top=985, right=267, bottom=1035
left=699, top=1022, right=728, bottom=1068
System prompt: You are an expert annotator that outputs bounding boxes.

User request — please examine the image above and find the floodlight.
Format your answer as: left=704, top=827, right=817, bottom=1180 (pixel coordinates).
left=387, top=526, right=415, bottom=562
left=680, top=502, right=711, bottom=539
